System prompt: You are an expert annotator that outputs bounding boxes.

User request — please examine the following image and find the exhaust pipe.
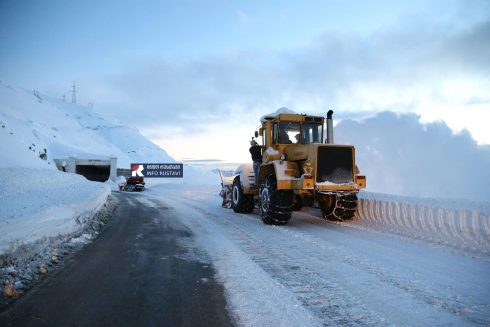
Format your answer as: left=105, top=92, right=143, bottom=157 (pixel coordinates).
left=326, top=110, right=334, bottom=144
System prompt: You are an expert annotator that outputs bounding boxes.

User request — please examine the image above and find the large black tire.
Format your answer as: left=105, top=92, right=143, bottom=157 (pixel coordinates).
left=231, top=176, right=254, bottom=214
left=259, top=174, right=294, bottom=225
left=292, top=202, right=303, bottom=211
left=319, top=193, right=358, bottom=221
left=291, top=194, right=303, bottom=211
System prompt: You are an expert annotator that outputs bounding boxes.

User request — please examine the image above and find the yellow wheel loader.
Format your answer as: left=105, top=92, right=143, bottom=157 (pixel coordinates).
left=219, top=110, right=366, bottom=225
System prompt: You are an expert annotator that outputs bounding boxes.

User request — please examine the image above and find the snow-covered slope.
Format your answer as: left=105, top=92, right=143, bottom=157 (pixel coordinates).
left=0, top=78, right=218, bottom=184
left=0, top=79, right=173, bottom=169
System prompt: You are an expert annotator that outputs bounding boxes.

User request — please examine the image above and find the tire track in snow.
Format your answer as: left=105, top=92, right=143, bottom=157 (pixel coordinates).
left=280, top=209, right=490, bottom=325
left=147, top=195, right=322, bottom=327
left=159, top=195, right=481, bottom=326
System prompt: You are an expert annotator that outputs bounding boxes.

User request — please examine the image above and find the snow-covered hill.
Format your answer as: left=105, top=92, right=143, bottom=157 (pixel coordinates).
left=0, top=78, right=217, bottom=184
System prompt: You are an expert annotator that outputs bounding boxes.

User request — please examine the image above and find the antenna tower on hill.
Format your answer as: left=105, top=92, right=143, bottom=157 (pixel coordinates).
left=70, top=82, right=77, bottom=104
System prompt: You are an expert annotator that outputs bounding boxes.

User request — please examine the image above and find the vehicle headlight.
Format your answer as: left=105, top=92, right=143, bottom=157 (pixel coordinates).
left=280, top=154, right=286, bottom=161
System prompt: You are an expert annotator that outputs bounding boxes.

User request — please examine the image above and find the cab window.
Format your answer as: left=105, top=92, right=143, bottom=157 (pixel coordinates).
left=278, top=122, right=300, bottom=144
left=302, top=123, right=323, bottom=144
left=272, top=123, right=278, bottom=144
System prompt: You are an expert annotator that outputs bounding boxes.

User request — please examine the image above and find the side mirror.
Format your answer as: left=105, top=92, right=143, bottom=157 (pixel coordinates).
left=255, top=131, right=259, bottom=138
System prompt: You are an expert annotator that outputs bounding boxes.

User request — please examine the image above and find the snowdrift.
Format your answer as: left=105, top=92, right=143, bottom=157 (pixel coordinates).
left=0, top=168, right=110, bottom=254
left=355, top=191, right=490, bottom=255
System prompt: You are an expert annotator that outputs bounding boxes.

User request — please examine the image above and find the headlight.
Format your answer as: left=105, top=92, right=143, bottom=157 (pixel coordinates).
left=280, top=154, right=286, bottom=160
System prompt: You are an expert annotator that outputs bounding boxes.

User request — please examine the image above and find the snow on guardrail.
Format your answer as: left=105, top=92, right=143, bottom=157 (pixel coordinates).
left=355, top=191, right=490, bottom=255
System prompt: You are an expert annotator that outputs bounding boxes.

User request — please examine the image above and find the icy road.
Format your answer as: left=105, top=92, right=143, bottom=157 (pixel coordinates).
left=2, top=184, right=489, bottom=326
left=146, top=185, right=490, bottom=326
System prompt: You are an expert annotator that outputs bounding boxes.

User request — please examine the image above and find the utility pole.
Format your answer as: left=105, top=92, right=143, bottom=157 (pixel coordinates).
left=62, top=94, right=66, bottom=101
left=70, top=82, right=77, bottom=104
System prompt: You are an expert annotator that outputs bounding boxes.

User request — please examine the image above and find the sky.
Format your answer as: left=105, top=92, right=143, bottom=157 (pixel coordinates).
left=1, top=0, right=489, bottom=167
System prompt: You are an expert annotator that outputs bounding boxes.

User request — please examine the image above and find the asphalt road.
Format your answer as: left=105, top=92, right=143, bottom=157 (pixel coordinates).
left=0, top=193, right=234, bottom=327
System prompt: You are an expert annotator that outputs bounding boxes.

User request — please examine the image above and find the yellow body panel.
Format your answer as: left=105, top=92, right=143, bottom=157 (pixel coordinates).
left=355, top=175, right=366, bottom=188
left=316, top=184, right=358, bottom=191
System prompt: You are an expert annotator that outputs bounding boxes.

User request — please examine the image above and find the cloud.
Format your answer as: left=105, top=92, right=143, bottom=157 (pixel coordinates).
left=336, top=111, right=490, bottom=201
left=83, top=6, right=490, bottom=143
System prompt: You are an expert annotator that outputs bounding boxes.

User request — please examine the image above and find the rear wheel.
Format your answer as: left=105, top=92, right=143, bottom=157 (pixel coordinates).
left=260, top=174, right=294, bottom=225
left=319, top=193, right=358, bottom=221
left=231, top=176, right=254, bottom=213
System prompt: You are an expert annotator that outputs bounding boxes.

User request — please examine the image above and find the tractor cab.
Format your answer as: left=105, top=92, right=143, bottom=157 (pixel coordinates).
left=260, top=114, right=325, bottom=149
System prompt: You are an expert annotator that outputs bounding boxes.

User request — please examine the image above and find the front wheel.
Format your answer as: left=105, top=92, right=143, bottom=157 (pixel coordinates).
left=319, top=193, right=358, bottom=221
left=231, top=176, right=254, bottom=213
left=260, top=174, right=294, bottom=225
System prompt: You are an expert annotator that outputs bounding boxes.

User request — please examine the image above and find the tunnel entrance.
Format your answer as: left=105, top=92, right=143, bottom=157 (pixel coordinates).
left=76, top=165, right=111, bottom=182
left=54, top=156, right=117, bottom=182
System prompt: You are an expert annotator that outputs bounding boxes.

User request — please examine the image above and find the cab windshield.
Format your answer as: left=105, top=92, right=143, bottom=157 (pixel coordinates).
left=278, top=122, right=301, bottom=144
left=276, top=122, right=323, bottom=144
left=302, top=123, right=323, bottom=144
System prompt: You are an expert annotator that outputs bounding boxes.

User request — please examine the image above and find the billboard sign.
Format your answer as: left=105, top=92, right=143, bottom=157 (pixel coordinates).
left=131, top=163, right=183, bottom=178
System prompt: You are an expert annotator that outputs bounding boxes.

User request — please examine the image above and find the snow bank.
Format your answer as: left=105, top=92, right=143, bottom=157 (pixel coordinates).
left=0, top=168, right=110, bottom=254
left=182, top=164, right=220, bottom=184
left=356, top=191, right=490, bottom=254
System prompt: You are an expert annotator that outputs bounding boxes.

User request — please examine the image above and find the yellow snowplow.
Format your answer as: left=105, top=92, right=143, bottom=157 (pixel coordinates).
left=220, top=110, right=366, bottom=225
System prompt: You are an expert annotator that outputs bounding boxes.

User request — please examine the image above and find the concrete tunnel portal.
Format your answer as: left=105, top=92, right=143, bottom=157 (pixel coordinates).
left=54, top=156, right=117, bottom=182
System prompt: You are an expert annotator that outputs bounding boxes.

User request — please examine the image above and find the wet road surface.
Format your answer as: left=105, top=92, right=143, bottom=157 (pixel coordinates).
left=0, top=193, right=234, bottom=327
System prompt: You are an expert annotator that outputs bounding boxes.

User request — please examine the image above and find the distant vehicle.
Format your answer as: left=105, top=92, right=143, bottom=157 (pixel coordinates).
left=125, top=177, right=145, bottom=192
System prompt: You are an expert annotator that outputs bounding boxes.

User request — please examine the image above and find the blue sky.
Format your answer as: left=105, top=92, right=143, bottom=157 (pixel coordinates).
left=1, top=0, right=445, bottom=80
left=1, top=0, right=489, bottom=165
